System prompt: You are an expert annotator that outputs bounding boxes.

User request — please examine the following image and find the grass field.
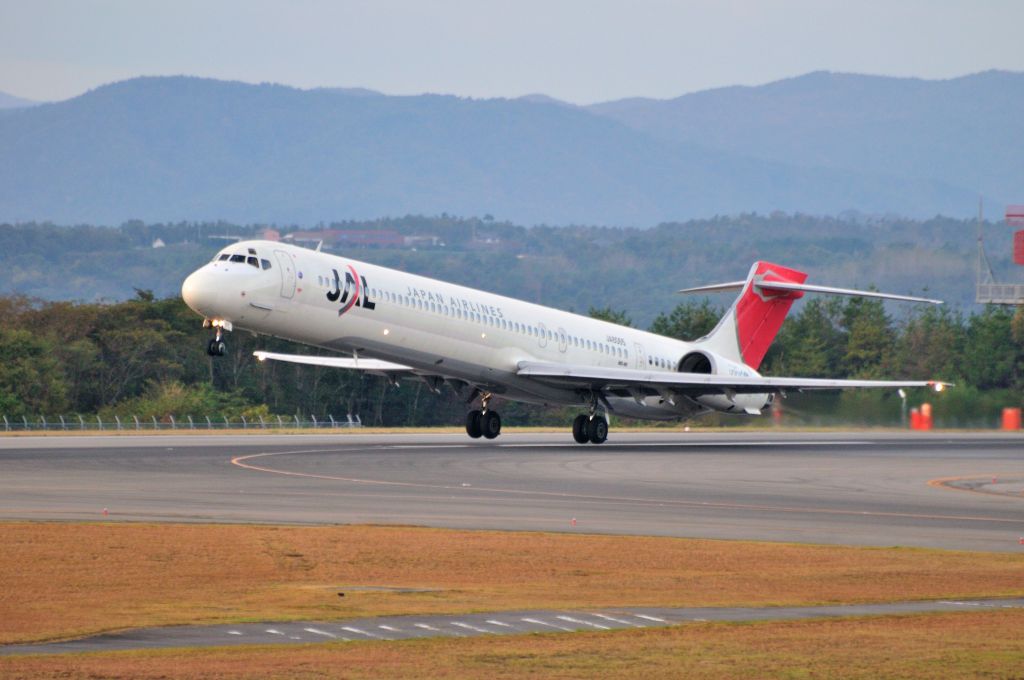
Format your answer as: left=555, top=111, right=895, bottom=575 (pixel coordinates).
left=3, top=521, right=1024, bottom=649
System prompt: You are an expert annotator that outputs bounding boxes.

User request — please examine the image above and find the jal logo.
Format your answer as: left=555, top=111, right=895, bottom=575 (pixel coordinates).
left=327, top=266, right=376, bottom=316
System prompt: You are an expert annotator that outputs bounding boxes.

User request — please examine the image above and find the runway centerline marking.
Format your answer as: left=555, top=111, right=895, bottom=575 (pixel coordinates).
left=230, top=448, right=1024, bottom=526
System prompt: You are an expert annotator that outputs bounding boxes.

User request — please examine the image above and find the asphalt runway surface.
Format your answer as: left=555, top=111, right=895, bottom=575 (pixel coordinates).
left=6, top=598, right=1023, bottom=656
left=1, top=431, right=1022, bottom=552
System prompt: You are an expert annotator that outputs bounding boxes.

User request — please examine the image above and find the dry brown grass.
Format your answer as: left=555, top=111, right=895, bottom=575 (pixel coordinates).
left=3, top=611, right=1024, bottom=679
left=3, top=522, right=1023, bottom=646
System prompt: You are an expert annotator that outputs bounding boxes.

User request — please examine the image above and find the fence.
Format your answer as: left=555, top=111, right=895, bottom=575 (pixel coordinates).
left=0, top=414, right=362, bottom=432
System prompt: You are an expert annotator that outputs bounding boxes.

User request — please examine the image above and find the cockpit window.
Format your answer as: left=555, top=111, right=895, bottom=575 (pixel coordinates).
left=218, top=253, right=229, bottom=261
left=247, top=256, right=259, bottom=268
left=230, top=254, right=246, bottom=263
left=261, top=259, right=272, bottom=270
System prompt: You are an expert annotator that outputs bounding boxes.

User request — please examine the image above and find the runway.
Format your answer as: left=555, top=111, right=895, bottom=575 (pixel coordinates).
left=0, top=431, right=1022, bottom=552
left=6, top=598, right=1024, bottom=656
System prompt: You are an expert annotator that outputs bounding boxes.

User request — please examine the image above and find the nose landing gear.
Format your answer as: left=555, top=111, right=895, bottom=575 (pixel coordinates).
left=203, top=319, right=231, bottom=357
left=206, top=335, right=226, bottom=357
left=466, top=392, right=501, bottom=440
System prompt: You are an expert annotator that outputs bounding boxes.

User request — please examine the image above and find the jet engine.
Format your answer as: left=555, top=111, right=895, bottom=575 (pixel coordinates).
left=676, top=351, right=773, bottom=415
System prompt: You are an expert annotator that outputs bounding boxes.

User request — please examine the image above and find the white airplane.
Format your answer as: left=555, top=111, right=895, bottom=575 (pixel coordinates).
left=181, top=241, right=946, bottom=443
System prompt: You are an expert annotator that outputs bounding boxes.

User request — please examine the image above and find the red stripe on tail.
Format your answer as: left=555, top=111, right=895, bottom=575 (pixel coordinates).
left=735, top=262, right=807, bottom=369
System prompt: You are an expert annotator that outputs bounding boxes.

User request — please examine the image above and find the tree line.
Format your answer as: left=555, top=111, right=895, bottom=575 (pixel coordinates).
left=1, top=292, right=1020, bottom=428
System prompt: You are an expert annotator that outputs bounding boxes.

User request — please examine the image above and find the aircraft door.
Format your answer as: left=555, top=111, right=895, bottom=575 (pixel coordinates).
left=274, top=250, right=296, bottom=299
left=634, top=342, right=645, bottom=369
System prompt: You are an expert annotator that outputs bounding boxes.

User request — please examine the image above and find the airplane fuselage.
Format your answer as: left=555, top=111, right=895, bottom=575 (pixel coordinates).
left=182, top=240, right=766, bottom=419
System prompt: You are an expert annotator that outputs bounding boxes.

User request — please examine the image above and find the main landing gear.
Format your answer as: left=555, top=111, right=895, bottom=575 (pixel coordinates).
left=571, top=392, right=608, bottom=444
left=572, top=413, right=608, bottom=445
left=466, top=392, right=502, bottom=440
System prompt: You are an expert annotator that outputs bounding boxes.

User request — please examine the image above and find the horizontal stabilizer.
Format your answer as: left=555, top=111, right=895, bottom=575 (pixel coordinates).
left=751, top=281, right=942, bottom=305
left=678, top=280, right=942, bottom=305
left=676, top=281, right=746, bottom=295
left=253, top=350, right=412, bottom=371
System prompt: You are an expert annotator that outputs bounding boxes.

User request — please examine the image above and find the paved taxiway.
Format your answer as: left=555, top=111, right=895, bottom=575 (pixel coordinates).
left=0, top=432, right=1021, bottom=551
left=6, top=598, right=1023, bottom=656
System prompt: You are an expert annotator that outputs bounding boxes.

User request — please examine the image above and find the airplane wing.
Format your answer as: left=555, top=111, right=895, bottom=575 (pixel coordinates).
left=516, top=361, right=948, bottom=394
left=253, top=350, right=413, bottom=372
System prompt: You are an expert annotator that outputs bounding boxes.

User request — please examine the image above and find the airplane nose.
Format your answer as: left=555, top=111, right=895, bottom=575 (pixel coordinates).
left=181, top=268, right=222, bottom=315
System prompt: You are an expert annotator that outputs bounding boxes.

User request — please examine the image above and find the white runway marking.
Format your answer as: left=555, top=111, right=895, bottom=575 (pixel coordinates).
left=265, top=628, right=285, bottom=636
left=303, top=627, right=337, bottom=638
left=413, top=623, right=441, bottom=631
left=633, top=614, right=667, bottom=622
left=451, top=621, right=491, bottom=633
left=556, top=615, right=609, bottom=630
left=377, top=625, right=401, bottom=632
left=341, top=626, right=387, bottom=639
left=227, top=631, right=243, bottom=635
left=522, top=617, right=574, bottom=632
left=591, top=613, right=643, bottom=627
left=485, top=619, right=515, bottom=628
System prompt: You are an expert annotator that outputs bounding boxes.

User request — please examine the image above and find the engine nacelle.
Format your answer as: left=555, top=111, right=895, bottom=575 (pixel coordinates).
left=677, top=351, right=772, bottom=415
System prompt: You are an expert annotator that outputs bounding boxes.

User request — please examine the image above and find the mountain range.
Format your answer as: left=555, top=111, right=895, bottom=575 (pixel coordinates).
left=0, top=91, right=36, bottom=109
left=0, top=72, right=1020, bottom=226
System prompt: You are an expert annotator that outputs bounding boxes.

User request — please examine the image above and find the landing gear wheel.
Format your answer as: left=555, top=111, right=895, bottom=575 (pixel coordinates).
left=481, top=411, right=502, bottom=439
left=465, top=410, right=483, bottom=438
left=207, top=338, right=226, bottom=357
left=587, top=415, right=608, bottom=444
left=572, top=414, right=590, bottom=444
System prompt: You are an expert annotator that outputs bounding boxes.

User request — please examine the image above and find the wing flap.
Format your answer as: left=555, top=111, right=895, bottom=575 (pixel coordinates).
left=517, top=361, right=947, bottom=394
left=253, top=350, right=413, bottom=371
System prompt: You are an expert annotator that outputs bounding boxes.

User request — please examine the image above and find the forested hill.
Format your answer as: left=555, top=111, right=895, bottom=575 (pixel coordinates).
left=0, top=73, right=1015, bottom=225
left=0, top=214, right=1017, bottom=325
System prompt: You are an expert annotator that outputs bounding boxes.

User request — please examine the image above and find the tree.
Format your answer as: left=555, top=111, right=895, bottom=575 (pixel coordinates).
left=649, top=299, right=723, bottom=341
left=588, top=306, right=632, bottom=327
left=893, top=305, right=965, bottom=382
left=841, top=297, right=894, bottom=379
left=0, top=328, right=68, bottom=416
left=962, top=306, right=1019, bottom=390
left=765, top=298, right=845, bottom=377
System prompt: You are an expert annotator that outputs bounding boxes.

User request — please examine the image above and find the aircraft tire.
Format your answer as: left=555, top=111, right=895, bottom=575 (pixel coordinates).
left=481, top=410, right=502, bottom=439
left=466, top=410, right=483, bottom=438
left=587, top=415, right=608, bottom=444
left=572, top=414, right=590, bottom=443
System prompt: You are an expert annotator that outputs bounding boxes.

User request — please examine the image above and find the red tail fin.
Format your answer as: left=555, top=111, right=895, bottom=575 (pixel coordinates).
left=697, top=261, right=807, bottom=370
left=734, top=262, right=807, bottom=369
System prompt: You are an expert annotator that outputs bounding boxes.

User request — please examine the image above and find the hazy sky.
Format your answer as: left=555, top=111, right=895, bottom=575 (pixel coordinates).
left=2, top=0, right=1023, bottom=104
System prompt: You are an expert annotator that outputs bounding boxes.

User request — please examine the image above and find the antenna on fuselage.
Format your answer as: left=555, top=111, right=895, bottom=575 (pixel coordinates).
left=315, top=240, right=324, bottom=252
